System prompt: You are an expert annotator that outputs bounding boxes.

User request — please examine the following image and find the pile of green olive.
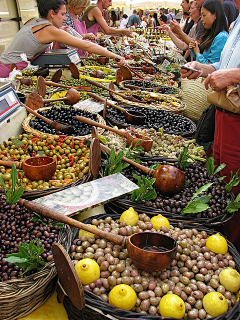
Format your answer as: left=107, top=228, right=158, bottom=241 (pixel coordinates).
left=0, top=134, right=90, bottom=190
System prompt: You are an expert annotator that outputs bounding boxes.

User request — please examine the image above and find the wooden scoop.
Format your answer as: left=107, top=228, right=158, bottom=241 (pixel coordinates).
left=26, top=89, right=81, bottom=110
left=24, top=103, right=74, bottom=134
left=0, top=156, right=56, bottom=181
left=75, top=115, right=153, bottom=152
left=88, top=92, right=146, bottom=125
left=85, top=79, right=146, bottom=104
left=19, top=198, right=177, bottom=272
left=100, top=143, right=185, bottom=195
left=37, top=76, right=91, bottom=97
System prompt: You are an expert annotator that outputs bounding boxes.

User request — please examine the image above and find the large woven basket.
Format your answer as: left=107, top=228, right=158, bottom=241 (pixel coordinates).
left=22, top=106, right=106, bottom=139
left=182, top=77, right=213, bottom=122
left=58, top=211, right=240, bottom=320
left=0, top=224, right=72, bottom=320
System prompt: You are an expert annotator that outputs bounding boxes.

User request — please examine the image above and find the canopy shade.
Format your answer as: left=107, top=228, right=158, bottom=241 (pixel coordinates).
left=111, top=0, right=128, bottom=7
left=129, top=0, right=181, bottom=9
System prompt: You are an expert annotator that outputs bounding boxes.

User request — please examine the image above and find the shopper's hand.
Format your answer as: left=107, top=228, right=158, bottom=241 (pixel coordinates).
left=84, top=33, right=96, bottom=41
left=160, top=24, right=171, bottom=36
left=170, top=20, right=181, bottom=35
left=205, top=69, right=237, bottom=91
left=188, top=40, right=196, bottom=50
left=180, top=62, right=202, bottom=79
left=121, top=29, right=133, bottom=37
left=114, top=55, right=126, bottom=66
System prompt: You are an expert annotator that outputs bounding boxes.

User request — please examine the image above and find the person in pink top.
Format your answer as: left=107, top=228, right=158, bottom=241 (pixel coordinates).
left=81, top=0, right=132, bottom=36
left=53, top=0, right=96, bottom=56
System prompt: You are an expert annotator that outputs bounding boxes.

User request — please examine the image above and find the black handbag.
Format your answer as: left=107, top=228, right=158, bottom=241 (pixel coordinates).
left=195, top=104, right=216, bottom=143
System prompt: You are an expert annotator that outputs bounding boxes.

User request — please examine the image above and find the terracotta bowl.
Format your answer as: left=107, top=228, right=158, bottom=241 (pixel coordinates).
left=127, top=232, right=177, bottom=272
left=22, top=156, right=56, bottom=181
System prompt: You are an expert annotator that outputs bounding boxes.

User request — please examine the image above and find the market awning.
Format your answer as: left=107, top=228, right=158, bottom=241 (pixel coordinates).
left=111, top=0, right=128, bottom=7
left=129, top=0, right=181, bottom=9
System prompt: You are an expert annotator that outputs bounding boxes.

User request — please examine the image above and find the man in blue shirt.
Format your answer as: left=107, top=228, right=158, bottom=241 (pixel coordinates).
left=128, top=9, right=141, bottom=27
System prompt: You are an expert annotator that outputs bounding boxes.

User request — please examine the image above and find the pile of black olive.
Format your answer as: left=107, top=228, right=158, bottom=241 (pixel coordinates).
left=106, top=106, right=195, bottom=135
left=29, top=105, right=99, bottom=136
left=119, top=160, right=233, bottom=219
left=122, top=80, right=180, bottom=94
left=0, top=194, right=60, bottom=281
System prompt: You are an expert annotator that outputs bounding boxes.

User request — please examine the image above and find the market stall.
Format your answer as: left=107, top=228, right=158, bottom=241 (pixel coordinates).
left=0, top=30, right=240, bottom=320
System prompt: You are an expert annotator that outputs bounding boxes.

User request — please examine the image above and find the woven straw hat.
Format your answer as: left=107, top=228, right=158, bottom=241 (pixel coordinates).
left=181, top=77, right=212, bottom=121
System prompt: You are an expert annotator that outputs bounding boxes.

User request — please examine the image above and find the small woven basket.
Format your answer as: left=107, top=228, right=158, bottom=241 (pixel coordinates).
left=59, top=212, right=240, bottom=320
left=182, top=77, right=213, bottom=121
left=0, top=224, right=72, bottom=320
left=22, top=106, right=106, bottom=139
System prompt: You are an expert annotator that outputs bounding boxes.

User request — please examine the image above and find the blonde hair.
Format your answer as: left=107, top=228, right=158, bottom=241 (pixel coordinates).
left=68, top=0, right=90, bottom=8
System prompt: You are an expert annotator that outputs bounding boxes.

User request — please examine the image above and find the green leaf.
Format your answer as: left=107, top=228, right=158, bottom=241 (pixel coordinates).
left=11, top=138, right=24, bottom=148
left=182, top=202, right=210, bottom=214
left=192, top=183, right=213, bottom=200
left=4, top=256, right=28, bottom=264
left=10, top=164, right=18, bottom=190
left=206, top=157, right=215, bottom=175
left=0, top=175, right=6, bottom=189
left=218, top=176, right=226, bottom=181
left=18, top=246, right=30, bottom=258
left=195, top=195, right=211, bottom=204
left=37, top=151, right=45, bottom=156
left=11, top=186, right=24, bottom=205
left=109, top=148, right=116, bottom=165
left=214, top=163, right=226, bottom=175
left=226, top=202, right=240, bottom=213
left=144, top=188, right=157, bottom=200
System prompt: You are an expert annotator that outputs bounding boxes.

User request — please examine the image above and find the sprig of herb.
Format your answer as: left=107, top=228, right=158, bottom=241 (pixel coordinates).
left=102, top=142, right=143, bottom=176
left=226, top=193, right=240, bottom=213
left=4, top=240, right=46, bottom=276
left=181, top=183, right=213, bottom=216
left=32, top=213, right=64, bottom=228
left=178, top=146, right=206, bottom=167
left=225, top=169, right=240, bottom=193
left=206, top=157, right=226, bottom=176
left=131, top=174, right=157, bottom=202
left=0, top=164, right=24, bottom=205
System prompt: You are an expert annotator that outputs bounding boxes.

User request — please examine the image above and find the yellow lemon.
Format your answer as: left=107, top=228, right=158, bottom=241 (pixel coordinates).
left=75, top=258, right=100, bottom=285
left=203, top=292, right=228, bottom=317
left=150, top=214, right=170, bottom=230
left=159, top=294, right=185, bottom=318
left=109, top=284, right=137, bottom=311
left=219, top=268, right=240, bottom=292
left=79, top=225, right=97, bottom=238
left=206, top=233, right=228, bottom=254
left=119, top=207, right=139, bottom=226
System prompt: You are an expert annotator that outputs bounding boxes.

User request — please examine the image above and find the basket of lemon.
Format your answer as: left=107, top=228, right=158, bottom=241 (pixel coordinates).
left=54, top=210, right=240, bottom=320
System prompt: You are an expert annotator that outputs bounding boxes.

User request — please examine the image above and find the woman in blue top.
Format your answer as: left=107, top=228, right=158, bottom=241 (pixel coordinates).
left=189, top=0, right=228, bottom=64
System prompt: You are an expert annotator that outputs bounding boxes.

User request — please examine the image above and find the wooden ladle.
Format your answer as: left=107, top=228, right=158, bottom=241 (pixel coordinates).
left=100, top=143, right=185, bottom=195
left=85, top=79, right=146, bottom=104
left=26, top=89, right=81, bottom=110
left=75, top=115, right=153, bottom=152
left=0, top=156, right=56, bottom=181
left=37, top=76, right=91, bottom=97
left=18, top=198, right=177, bottom=272
left=24, top=104, right=74, bottom=134
left=88, top=92, right=146, bottom=125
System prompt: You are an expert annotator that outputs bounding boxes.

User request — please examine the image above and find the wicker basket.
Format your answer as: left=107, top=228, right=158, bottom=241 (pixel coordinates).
left=22, top=106, right=106, bottom=139
left=182, top=77, right=213, bottom=122
left=57, top=212, right=240, bottom=320
left=0, top=224, right=72, bottom=320
left=118, top=80, right=183, bottom=98
left=111, top=91, right=186, bottom=115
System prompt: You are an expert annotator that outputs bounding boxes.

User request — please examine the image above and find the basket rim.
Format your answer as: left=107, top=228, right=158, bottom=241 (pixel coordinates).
left=22, top=106, right=106, bottom=139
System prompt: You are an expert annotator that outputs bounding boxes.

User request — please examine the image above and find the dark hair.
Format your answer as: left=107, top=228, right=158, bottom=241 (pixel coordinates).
left=123, top=14, right=128, bottom=18
left=200, top=0, right=228, bottom=51
left=37, top=0, right=66, bottom=18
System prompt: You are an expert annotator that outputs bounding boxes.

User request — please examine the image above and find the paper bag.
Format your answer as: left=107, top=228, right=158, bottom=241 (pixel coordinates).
left=207, top=85, right=240, bottom=114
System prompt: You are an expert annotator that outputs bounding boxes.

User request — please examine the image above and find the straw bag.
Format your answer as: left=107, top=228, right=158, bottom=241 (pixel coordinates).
left=207, top=85, right=240, bottom=114
left=182, top=77, right=212, bottom=121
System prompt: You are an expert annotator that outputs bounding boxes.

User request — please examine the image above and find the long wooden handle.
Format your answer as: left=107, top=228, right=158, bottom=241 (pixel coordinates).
left=44, top=80, right=72, bottom=89
left=99, top=143, right=152, bottom=176
left=24, top=104, right=52, bottom=125
left=18, top=198, right=126, bottom=247
left=88, top=92, right=126, bottom=113
left=75, top=115, right=126, bottom=138
left=43, top=97, right=66, bottom=103
left=85, top=79, right=128, bottom=100
left=0, top=160, right=22, bottom=169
